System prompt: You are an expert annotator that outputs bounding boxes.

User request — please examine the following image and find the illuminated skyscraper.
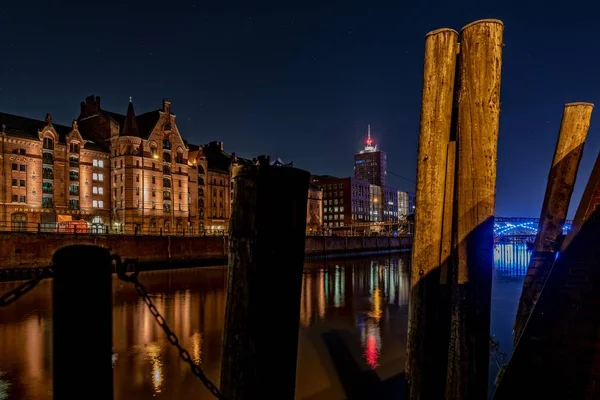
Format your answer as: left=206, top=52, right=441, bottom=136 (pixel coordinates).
left=354, top=125, right=387, bottom=187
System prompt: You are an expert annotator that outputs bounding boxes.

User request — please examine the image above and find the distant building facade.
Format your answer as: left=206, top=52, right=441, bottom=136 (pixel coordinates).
left=1, top=98, right=323, bottom=235
left=0, top=112, right=111, bottom=231
left=311, top=126, right=414, bottom=234
left=354, top=125, right=387, bottom=187
left=0, top=96, right=251, bottom=235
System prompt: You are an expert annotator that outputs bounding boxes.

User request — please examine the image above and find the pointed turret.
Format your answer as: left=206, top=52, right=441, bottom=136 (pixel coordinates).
left=121, top=97, right=140, bottom=137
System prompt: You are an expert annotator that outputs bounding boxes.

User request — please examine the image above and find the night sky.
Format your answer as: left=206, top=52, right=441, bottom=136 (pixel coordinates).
left=1, top=0, right=599, bottom=218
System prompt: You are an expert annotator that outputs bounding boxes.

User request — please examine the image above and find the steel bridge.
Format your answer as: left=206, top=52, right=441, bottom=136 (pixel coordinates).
left=493, top=217, right=571, bottom=276
left=494, top=217, right=572, bottom=238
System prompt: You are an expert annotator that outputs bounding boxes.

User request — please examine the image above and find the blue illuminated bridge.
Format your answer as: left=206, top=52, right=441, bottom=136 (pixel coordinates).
left=493, top=217, right=572, bottom=275
left=494, top=217, right=572, bottom=238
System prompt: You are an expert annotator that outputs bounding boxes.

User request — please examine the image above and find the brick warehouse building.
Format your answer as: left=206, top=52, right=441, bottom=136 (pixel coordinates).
left=0, top=95, right=322, bottom=235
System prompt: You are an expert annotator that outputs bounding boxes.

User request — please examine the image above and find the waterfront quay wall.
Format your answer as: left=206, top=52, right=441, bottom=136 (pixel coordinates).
left=0, top=233, right=413, bottom=269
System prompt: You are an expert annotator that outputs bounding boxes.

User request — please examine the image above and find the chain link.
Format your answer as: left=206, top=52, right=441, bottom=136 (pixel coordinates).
left=118, top=265, right=227, bottom=400
left=0, top=267, right=54, bottom=307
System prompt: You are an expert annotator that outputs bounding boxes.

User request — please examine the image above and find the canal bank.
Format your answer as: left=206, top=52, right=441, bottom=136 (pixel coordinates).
left=0, top=233, right=413, bottom=271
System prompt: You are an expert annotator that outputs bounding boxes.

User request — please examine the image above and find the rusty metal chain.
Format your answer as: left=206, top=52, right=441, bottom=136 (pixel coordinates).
left=0, top=267, right=54, bottom=307
left=114, top=258, right=227, bottom=400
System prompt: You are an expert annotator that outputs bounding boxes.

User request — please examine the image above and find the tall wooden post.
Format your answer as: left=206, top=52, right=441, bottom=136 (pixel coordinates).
left=407, top=28, right=458, bottom=400
left=446, top=19, right=503, bottom=400
left=513, top=102, right=593, bottom=344
left=220, top=157, right=310, bottom=400
left=561, top=151, right=600, bottom=251
left=53, top=244, right=113, bottom=399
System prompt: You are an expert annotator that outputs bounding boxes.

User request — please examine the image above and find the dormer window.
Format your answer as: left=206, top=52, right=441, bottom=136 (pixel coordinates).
left=43, top=137, right=54, bottom=150
left=69, top=143, right=80, bottom=153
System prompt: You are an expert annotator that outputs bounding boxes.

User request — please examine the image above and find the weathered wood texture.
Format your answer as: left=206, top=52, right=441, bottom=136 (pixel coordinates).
left=53, top=245, right=113, bottom=399
left=493, top=206, right=600, bottom=400
left=440, top=140, right=457, bottom=285
left=446, top=19, right=503, bottom=400
left=561, top=151, right=600, bottom=251
left=407, top=28, right=458, bottom=400
left=513, top=102, right=593, bottom=345
left=220, top=160, right=310, bottom=400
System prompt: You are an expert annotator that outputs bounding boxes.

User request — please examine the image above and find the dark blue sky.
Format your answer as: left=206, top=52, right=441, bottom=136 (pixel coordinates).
left=1, top=0, right=599, bottom=218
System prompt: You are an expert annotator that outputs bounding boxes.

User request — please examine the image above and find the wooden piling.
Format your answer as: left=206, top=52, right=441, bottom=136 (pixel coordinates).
left=407, top=27, right=458, bottom=400
left=513, top=102, right=593, bottom=345
left=52, top=244, right=113, bottom=399
left=446, top=19, right=503, bottom=400
left=561, top=151, right=600, bottom=251
left=220, top=157, right=310, bottom=400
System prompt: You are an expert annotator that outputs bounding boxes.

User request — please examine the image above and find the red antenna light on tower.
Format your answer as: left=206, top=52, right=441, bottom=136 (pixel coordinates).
left=366, top=124, right=373, bottom=146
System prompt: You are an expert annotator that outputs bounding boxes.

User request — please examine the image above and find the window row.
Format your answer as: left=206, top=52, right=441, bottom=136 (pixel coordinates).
left=11, top=163, right=26, bottom=172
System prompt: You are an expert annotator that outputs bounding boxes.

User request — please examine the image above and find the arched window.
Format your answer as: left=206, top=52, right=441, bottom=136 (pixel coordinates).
left=164, top=220, right=170, bottom=232
left=11, top=213, right=27, bottom=231
left=176, top=149, right=184, bottom=164
left=163, top=139, right=171, bottom=150
left=197, top=165, right=205, bottom=175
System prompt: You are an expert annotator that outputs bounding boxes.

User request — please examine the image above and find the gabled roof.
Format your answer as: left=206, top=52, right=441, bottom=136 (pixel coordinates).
left=0, top=112, right=71, bottom=143
left=0, top=112, right=102, bottom=149
left=104, top=109, right=161, bottom=139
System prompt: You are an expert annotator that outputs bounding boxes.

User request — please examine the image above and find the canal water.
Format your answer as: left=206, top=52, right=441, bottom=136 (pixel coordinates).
left=0, top=246, right=529, bottom=400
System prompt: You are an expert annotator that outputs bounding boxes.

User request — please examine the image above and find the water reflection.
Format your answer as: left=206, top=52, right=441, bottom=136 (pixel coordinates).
left=0, top=250, right=530, bottom=399
left=494, top=243, right=531, bottom=276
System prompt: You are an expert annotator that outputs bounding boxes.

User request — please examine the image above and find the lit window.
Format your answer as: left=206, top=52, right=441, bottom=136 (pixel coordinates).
left=98, top=173, right=104, bottom=182
left=93, top=159, right=98, bottom=167
left=93, top=187, right=98, bottom=194
left=98, top=187, right=103, bottom=195
left=93, top=200, right=98, bottom=208
left=98, top=200, right=104, bottom=208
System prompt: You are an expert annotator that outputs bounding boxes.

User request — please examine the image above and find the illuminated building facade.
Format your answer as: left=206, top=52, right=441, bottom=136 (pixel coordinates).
left=354, top=125, right=387, bottom=187
left=0, top=96, right=250, bottom=234
left=0, top=112, right=110, bottom=231
left=312, top=125, right=413, bottom=233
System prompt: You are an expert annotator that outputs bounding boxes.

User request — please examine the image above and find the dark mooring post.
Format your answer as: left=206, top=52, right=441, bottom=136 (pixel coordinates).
left=513, top=102, right=593, bottom=345
left=407, top=28, right=458, bottom=400
left=52, top=244, right=113, bottom=399
left=220, top=156, right=310, bottom=400
left=446, top=19, right=503, bottom=400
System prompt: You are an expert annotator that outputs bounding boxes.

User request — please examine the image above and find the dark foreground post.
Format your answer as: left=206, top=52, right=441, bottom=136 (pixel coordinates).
left=220, top=157, right=310, bottom=400
left=447, top=19, right=503, bottom=400
left=513, top=102, right=593, bottom=345
left=52, top=245, right=113, bottom=399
